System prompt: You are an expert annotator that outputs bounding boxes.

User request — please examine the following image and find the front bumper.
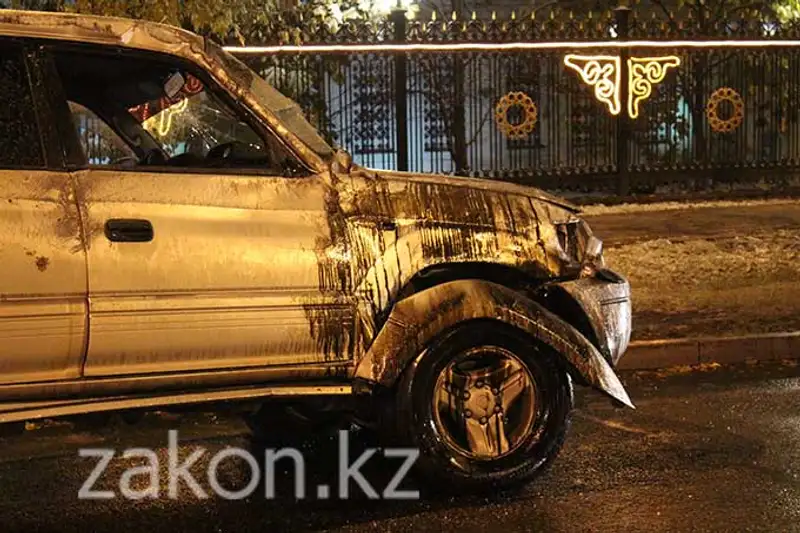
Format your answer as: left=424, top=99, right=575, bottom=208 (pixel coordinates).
left=543, top=269, right=632, bottom=367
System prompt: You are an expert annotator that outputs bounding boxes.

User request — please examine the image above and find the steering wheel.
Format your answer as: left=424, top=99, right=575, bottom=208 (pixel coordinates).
left=140, top=148, right=167, bottom=166
left=206, top=142, right=236, bottom=163
left=111, top=156, right=138, bottom=167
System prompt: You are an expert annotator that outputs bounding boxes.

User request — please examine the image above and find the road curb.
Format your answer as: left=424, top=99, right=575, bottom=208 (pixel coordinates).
left=619, top=331, right=800, bottom=370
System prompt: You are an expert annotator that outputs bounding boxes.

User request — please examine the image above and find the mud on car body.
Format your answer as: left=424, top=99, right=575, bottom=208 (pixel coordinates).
left=0, top=10, right=631, bottom=491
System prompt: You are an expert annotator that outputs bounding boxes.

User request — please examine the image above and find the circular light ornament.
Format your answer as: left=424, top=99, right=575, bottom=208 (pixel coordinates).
left=495, top=91, right=538, bottom=139
left=706, top=87, right=744, bottom=133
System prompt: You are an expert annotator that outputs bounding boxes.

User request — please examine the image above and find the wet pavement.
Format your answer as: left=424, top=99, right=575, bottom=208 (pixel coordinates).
left=1, top=361, right=799, bottom=532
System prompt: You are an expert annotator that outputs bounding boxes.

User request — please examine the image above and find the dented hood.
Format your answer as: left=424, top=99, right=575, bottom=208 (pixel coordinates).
left=365, top=169, right=580, bottom=213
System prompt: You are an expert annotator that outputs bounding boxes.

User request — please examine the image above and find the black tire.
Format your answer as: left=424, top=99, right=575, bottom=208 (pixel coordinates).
left=68, top=413, right=114, bottom=432
left=244, top=401, right=348, bottom=445
left=392, top=321, right=573, bottom=492
left=121, top=410, right=145, bottom=425
left=0, top=421, right=25, bottom=437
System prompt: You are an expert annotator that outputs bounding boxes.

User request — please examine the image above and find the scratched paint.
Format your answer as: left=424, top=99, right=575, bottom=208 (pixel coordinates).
left=35, top=256, right=49, bottom=272
left=0, top=170, right=87, bottom=385
left=305, top=166, right=586, bottom=359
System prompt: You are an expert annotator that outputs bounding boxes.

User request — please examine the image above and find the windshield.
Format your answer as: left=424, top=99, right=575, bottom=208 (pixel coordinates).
left=203, top=40, right=334, bottom=159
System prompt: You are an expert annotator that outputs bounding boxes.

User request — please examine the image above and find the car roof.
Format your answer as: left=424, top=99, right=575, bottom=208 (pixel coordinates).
left=0, top=9, right=205, bottom=55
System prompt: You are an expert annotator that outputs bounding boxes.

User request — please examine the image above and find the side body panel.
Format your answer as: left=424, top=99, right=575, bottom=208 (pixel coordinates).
left=76, top=169, right=355, bottom=376
left=0, top=170, right=88, bottom=384
left=319, top=169, right=578, bottom=346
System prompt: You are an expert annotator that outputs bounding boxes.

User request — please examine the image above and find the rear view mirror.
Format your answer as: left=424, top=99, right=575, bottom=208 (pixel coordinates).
left=164, top=71, right=186, bottom=99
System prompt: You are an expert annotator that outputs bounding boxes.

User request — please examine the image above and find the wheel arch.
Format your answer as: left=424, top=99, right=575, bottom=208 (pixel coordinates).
left=396, top=261, right=543, bottom=299
left=378, top=262, right=606, bottom=372
left=355, top=278, right=633, bottom=408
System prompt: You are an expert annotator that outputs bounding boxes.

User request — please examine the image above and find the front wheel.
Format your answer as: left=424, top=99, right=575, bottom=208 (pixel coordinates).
left=392, top=321, right=573, bottom=492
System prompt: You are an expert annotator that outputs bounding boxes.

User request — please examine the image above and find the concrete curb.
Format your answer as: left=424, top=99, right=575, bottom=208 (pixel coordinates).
left=618, top=331, right=800, bottom=370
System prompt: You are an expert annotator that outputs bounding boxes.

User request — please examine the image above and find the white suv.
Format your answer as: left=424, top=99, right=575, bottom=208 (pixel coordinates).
left=0, top=10, right=632, bottom=491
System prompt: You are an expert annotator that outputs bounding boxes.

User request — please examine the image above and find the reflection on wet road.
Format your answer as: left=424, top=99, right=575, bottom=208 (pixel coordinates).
left=1, top=361, right=799, bottom=532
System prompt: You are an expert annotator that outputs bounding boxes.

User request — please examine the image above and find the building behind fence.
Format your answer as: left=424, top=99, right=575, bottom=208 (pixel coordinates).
left=231, top=5, right=800, bottom=196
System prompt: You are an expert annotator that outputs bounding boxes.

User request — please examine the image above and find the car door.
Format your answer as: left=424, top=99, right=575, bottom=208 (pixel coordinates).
left=48, top=44, right=353, bottom=378
left=0, top=40, right=88, bottom=385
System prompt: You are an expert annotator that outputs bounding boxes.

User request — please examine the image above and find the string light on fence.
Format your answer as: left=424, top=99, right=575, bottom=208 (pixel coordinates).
left=225, top=39, right=800, bottom=55
left=627, top=56, right=681, bottom=119
left=563, top=54, right=622, bottom=116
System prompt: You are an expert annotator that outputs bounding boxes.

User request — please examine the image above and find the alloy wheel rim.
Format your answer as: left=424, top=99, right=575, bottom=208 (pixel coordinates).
left=431, top=346, right=538, bottom=461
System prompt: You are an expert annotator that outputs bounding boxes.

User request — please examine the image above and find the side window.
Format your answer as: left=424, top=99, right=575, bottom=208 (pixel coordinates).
left=0, top=44, right=44, bottom=168
left=51, top=47, right=297, bottom=174
left=68, top=102, right=137, bottom=166
left=129, top=73, right=273, bottom=162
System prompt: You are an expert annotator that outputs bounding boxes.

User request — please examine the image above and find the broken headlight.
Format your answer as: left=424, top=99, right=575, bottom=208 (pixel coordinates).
left=555, top=218, right=604, bottom=277
left=555, top=220, right=581, bottom=264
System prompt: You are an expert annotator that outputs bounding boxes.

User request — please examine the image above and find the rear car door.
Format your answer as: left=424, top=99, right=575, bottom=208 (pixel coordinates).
left=0, top=39, right=88, bottom=385
left=46, top=43, right=352, bottom=378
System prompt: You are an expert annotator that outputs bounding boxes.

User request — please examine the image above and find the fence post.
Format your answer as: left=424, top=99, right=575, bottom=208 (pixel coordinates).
left=391, top=8, right=409, bottom=172
left=452, top=48, right=468, bottom=175
left=614, top=5, right=631, bottom=197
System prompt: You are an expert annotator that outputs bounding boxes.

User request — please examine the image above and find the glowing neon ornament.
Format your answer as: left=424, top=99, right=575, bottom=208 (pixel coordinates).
left=563, top=54, right=622, bottom=116
left=627, top=56, right=681, bottom=119
left=564, top=54, right=680, bottom=118
left=143, top=97, right=189, bottom=137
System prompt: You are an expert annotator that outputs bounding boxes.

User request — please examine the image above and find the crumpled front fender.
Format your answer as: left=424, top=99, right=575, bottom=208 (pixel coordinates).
left=354, top=279, right=633, bottom=408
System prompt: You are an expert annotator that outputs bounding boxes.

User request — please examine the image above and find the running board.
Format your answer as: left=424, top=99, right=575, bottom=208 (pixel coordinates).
left=0, top=383, right=352, bottom=424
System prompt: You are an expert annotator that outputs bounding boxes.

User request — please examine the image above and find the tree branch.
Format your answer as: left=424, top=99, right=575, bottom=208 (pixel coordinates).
left=648, top=0, right=680, bottom=33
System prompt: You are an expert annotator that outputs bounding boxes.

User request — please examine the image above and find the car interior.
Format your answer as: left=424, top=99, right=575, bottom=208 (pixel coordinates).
left=50, top=48, right=288, bottom=172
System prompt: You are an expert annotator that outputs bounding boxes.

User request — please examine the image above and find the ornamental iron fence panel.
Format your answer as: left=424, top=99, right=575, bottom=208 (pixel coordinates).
left=80, top=5, right=800, bottom=196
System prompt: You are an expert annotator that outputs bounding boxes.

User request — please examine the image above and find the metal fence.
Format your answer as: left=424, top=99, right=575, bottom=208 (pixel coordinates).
left=233, top=6, right=800, bottom=195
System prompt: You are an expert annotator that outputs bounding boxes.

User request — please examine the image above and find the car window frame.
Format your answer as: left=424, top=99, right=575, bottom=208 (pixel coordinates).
left=0, top=37, right=61, bottom=171
left=37, top=40, right=314, bottom=178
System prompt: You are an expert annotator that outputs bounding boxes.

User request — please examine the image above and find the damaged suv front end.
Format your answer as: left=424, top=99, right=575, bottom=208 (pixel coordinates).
left=534, top=204, right=632, bottom=367
left=211, top=29, right=634, bottom=408
left=531, top=207, right=633, bottom=401
left=340, top=168, right=633, bottom=407
left=335, top=168, right=633, bottom=488
left=0, top=10, right=633, bottom=493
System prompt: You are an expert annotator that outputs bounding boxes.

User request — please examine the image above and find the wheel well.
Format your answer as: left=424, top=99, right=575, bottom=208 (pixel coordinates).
left=389, top=262, right=602, bottom=367
left=361, top=270, right=605, bottom=424
left=531, top=286, right=602, bottom=362
left=395, top=262, right=541, bottom=302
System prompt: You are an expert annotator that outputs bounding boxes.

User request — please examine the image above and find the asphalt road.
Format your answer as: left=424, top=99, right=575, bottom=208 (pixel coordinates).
left=1, top=361, right=799, bottom=533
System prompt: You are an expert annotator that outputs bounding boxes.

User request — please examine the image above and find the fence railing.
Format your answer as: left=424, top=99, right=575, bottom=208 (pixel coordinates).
left=221, top=6, right=800, bottom=196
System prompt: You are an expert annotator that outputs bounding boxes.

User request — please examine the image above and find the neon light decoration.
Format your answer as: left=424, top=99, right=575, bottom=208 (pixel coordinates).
left=155, top=97, right=189, bottom=136
left=563, top=54, right=621, bottom=116
left=627, top=56, right=681, bottom=119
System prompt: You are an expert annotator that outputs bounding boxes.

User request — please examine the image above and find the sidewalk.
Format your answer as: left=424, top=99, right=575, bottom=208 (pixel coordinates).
left=582, top=199, right=800, bottom=367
